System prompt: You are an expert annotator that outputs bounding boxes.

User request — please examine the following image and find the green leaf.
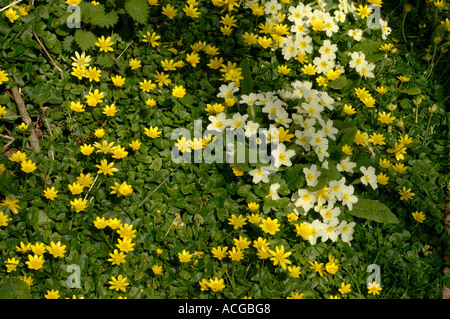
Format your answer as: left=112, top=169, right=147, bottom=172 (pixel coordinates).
left=283, top=164, right=305, bottom=191
left=328, top=76, right=348, bottom=90
left=124, top=0, right=150, bottom=24
left=240, top=59, right=254, bottom=95
left=0, top=277, right=32, bottom=299
left=74, top=29, right=97, bottom=51
left=401, top=86, right=421, bottom=95
left=348, top=197, right=399, bottom=224
left=91, top=10, right=119, bottom=28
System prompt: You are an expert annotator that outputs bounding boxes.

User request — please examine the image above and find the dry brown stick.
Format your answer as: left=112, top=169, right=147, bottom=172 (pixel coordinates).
left=10, top=86, right=40, bottom=149
left=32, top=29, right=62, bottom=73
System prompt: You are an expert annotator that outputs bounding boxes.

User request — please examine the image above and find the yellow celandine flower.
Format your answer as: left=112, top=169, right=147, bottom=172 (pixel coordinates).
left=301, top=63, right=318, bottom=75
left=1, top=197, right=21, bottom=214
left=161, top=4, right=178, bottom=19
left=368, top=132, right=386, bottom=146
left=343, top=104, right=356, bottom=115
left=66, top=0, right=81, bottom=5
left=399, top=186, right=415, bottom=201
left=109, top=275, right=129, bottom=292
left=379, top=43, right=393, bottom=52
left=5, top=8, right=20, bottom=23
left=5, top=257, right=19, bottom=272
left=247, top=202, right=259, bottom=211
left=70, top=198, right=88, bottom=212
left=80, top=143, right=94, bottom=156
left=339, top=282, right=352, bottom=294
left=377, top=172, right=389, bottom=185
left=412, top=211, right=426, bottom=223
left=172, top=85, right=186, bottom=98
left=21, top=159, right=37, bottom=173
left=434, top=0, right=445, bottom=9
left=94, top=216, right=108, bottom=229
left=15, top=241, right=31, bottom=253
left=110, top=182, right=133, bottom=197
left=183, top=4, right=201, bottom=18
left=204, top=44, right=220, bottom=56
left=211, top=246, right=228, bottom=260
left=259, top=217, right=281, bottom=235
left=152, top=265, right=163, bottom=275
left=46, top=241, right=66, bottom=258
left=341, top=144, right=353, bottom=155
left=207, top=277, right=225, bottom=292
left=178, top=249, right=193, bottom=263
left=0, top=105, right=7, bottom=119
left=107, top=218, right=122, bottom=230
left=129, top=58, right=141, bottom=70
left=228, top=246, right=244, bottom=261
left=325, top=261, right=339, bottom=274
left=142, top=31, right=161, bottom=47
left=95, top=36, right=114, bottom=52
left=287, top=292, right=305, bottom=299
left=308, top=260, right=326, bottom=276
left=145, top=98, right=157, bottom=107
left=16, top=122, right=29, bottom=131
left=186, top=52, right=201, bottom=67
left=76, top=173, right=94, bottom=187
left=116, top=237, right=135, bottom=253
left=378, top=111, right=396, bottom=125
left=70, top=101, right=85, bottom=112
left=128, top=139, right=142, bottom=151
left=397, top=75, right=410, bottom=82
left=94, top=128, right=105, bottom=138
left=21, top=276, right=34, bottom=288
left=71, top=51, right=91, bottom=68
left=228, top=214, right=247, bottom=229
left=68, top=182, right=84, bottom=195
left=0, top=212, right=11, bottom=228
left=286, top=212, right=298, bottom=222
left=85, top=66, right=101, bottom=82
left=94, top=140, right=116, bottom=154
left=379, top=158, right=392, bottom=169
left=144, top=126, right=162, bottom=139
left=25, top=254, right=44, bottom=270
left=387, top=142, right=407, bottom=161
left=288, top=265, right=302, bottom=278
left=9, top=150, right=27, bottom=162
left=393, top=163, right=408, bottom=174
left=71, top=65, right=87, bottom=80
left=354, top=130, right=369, bottom=145
left=362, top=96, right=376, bottom=108
left=375, top=86, right=389, bottom=94
left=31, top=242, right=46, bottom=255
left=233, top=236, right=251, bottom=250
left=398, top=134, right=414, bottom=146
left=140, top=79, right=156, bottom=92
left=357, top=5, right=372, bottom=19
left=85, top=89, right=105, bottom=107
left=103, top=104, right=118, bottom=117
left=199, top=278, right=209, bottom=291
left=111, top=75, right=125, bottom=87
left=0, top=69, right=9, bottom=85
left=367, top=281, right=382, bottom=295
left=269, top=245, right=292, bottom=270
left=108, top=249, right=126, bottom=265
left=44, top=289, right=60, bottom=299
left=111, top=145, right=128, bottom=159
left=95, top=159, right=118, bottom=176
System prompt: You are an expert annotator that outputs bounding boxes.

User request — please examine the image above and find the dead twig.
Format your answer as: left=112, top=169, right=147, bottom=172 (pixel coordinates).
left=10, top=86, right=40, bottom=149
left=32, top=27, right=62, bottom=73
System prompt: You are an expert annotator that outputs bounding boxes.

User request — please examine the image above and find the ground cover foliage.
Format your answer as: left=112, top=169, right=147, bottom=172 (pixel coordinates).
left=0, top=0, right=449, bottom=299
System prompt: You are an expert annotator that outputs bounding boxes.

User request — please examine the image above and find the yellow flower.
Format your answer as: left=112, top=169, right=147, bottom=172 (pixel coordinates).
left=377, top=111, right=396, bottom=125
left=85, top=66, right=102, bottom=82
left=308, top=260, right=326, bottom=276
left=172, top=85, right=186, bottom=98
left=94, top=216, right=108, bottom=229
left=107, top=218, right=122, bottom=230
left=108, top=249, right=126, bottom=265
left=85, top=89, right=105, bottom=107
left=377, top=172, right=389, bottom=185
left=146, top=98, right=157, bottom=107
left=16, top=123, right=29, bottom=131
left=70, top=101, right=85, bottom=112
left=379, top=43, right=393, bottom=52
left=142, top=31, right=161, bottom=47
left=399, top=186, right=415, bottom=201
left=259, top=217, right=280, bottom=235
left=80, top=143, right=94, bottom=156
left=277, top=64, right=291, bottom=75
left=129, top=58, right=141, bottom=70
left=103, top=104, right=118, bottom=117
left=228, top=214, right=247, bottom=229
left=70, top=198, right=88, bottom=212
left=5, top=257, right=19, bottom=272
left=339, top=282, right=352, bottom=294
left=5, top=8, right=20, bottom=23
left=228, top=246, right=244, bottom=261
left=178, top=249, right=193, bottom=263
left=94, top=128, right=105, bottom=138
left=343, top=104, right=356, bottom=115
left=186, top=52, right=201, bottom=67
left=397, top=75, right=410, bottom=82
left=288, top=265, right=302, bottom=278
left=71, top=51, right=91, bottom=68
left=368, top=132, right=386, bottom=146
left=0, top=211, right=11, bottom=228
left=375, top=86, right=389, bottom=94
left=44, top=289, right=60, bottom=299
left=109, top=275, right=129, bottom=292
left=367, top=281, right=382, bottom=295
left=207, top=277, right=225, bottom=292
left=117, top=223, right=137, bottom=239
left=379, top=158, right=392, bottom=169
left=152, top=265, right=163, bottom=275
left=15, top=241, right=31, bottom=253
left=412, top=211, right=425, bottom=223
left=110, top=181, right=133, bottom=197
left=301, top=63, right=318, bottom=75
left=116, top=237, right=135, bottom=253
left=393, top=163, right=408, bottom=174
left=68, top=182, right=84, bottom=195
left=287, top=292, right=305, bottom=299
left=111, top=145, right=128, bottom=159
left=111, top=75, right=125, bottom=87
left=144, top=126, right=162, bottom=139
left=161, top=4, right=178, bottom=19
left=94, top=140, right=116, bottom=154
left=95, top=159, right=118, bottom=176
left=46, top=241, right=66, bottom=258
left=95, top=36, right=114, bottom=53
left=0, top=69, right=9, bottom=85
left=140, top=79, right=156, bottom=92
left=0, top=197, right=20, bottom=215
left=342, top=144, right=353, bottom=155
left=247, top=202, right=259, bottom=211
left=357, top=5, right=372, bottom=19
left=25, top=254, right=44, bottom=270
left=21, top=159, right=37, bottom=173
left=269, top=245, right=292, bottom=270
left=211, top=246, right=228, bottom=260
